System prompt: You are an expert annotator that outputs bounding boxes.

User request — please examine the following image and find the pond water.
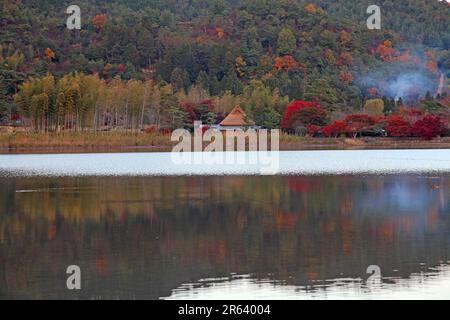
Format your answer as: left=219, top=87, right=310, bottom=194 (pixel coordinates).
left=0, top=151, right=450, bottom=299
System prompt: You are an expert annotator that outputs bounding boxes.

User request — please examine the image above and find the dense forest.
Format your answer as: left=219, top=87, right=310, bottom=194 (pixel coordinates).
left=0, top=0, right=449, bottom=133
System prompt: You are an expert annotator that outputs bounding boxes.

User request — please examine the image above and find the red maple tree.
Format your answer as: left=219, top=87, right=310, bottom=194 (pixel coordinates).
left=383, top=115, right=412, bottom=137
left=343, top=114, right=377, bottom=137
left=281, top=101, right=326, bottom=129
left=322, top=120, right=347, bottom=137
left=412, top=115, right=443, bottom=140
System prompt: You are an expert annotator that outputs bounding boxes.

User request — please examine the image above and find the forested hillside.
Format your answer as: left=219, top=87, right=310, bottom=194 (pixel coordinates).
left=1, top=0, right=449, bottom=132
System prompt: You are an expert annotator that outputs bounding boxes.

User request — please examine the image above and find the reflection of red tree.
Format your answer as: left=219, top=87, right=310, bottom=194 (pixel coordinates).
left=196, top=239, right=228, bottom=263
left=275, top=212, right=298, bottom=229
left=427, top=207, right=439, bottom=231
left=400, top=216, right=413, bottom=233
left=287, top=177, right=319, bottom=193
left=378, top=222, right=394, bottom=242
left=308, top=267, right=318, bottom=280
left=47, top=219, right=56, bottom=240
left=95, top=255, right=109, bottom=276
left=340, top=217, right=353, bottom=255
left=369, top=216, right=416, bottom=240
left=340, top=198, right=353, bottom=215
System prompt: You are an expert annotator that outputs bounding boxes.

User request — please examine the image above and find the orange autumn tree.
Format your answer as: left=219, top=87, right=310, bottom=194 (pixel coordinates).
left=92, top=14, right=107, bottom=28
left=426, top=60, right=438, bottom=73
left=274, top=55, right=299, bottom=71
left=376, top=40, right=397, bottom=61
left=426, top=51, right=438, bottom=73
left=338, top=51, right=353, bottom=66
left=339, top=71, right=353, bottom=84
left=44, top=48, right=55, bottom=61
left=393, top=50, right=413, bottom=63
left=339, top=30, right=351, bottom=46
left=235, top=56, right=246, bottom=77
left=215, top=27, right=225, bottom=39
left=305, top=3, right=317, bottom=14
left=195, top=36, right=205, bottom=44
left=323, top=48, right=337, bottom=65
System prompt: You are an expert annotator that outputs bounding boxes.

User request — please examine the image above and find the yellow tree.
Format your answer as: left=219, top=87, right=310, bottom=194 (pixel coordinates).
left=78, top=74, right=100, bottom=130
left=126, top=79, right=145, bottom=130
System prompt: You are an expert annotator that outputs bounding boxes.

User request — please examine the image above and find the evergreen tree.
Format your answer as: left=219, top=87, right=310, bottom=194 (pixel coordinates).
left=305, top=79, right=339, bottom=112
left=277, top=28, right=296, bottom=55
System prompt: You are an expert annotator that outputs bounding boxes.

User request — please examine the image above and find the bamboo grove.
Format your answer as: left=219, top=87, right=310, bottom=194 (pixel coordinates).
left=14, top=73, right=175, bottom=132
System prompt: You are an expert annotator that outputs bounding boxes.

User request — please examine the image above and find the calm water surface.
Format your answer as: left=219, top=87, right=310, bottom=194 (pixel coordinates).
left=0, top=151, right=450, bottom=299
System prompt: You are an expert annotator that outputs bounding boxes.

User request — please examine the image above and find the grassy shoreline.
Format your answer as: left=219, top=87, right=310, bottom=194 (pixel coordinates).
left=1, top=132, right=450, bottom=154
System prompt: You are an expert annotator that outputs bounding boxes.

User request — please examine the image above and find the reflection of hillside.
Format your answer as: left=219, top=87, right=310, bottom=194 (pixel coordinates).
left=1, top=177, right=249, bottom=224
left=0, top=175, right=449, bottom=299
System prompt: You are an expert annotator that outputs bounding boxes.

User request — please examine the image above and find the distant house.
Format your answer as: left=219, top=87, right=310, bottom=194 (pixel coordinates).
left=212, top=105, right=260, bottom=132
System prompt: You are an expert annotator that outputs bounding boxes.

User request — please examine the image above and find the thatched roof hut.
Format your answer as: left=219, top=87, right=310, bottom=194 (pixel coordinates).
left=219, top=105, right=254, bottom=127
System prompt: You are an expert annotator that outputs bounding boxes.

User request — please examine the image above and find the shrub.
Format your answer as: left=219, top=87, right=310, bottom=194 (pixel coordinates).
left=306, top=124, right=322, bottom=137
left=159, top=128, right=172, bottom=136
left=145, top=125, right=158, bottom=134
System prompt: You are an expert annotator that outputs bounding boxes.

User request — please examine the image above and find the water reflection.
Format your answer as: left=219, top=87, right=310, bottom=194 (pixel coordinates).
left=0, top=175, right=449, bottom=299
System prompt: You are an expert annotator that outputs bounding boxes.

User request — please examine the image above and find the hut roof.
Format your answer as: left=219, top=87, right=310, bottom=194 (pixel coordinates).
left=219, top=106, right=254, bottom=126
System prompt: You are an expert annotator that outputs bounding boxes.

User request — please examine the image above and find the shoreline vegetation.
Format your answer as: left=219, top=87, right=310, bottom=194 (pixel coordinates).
left=2, top=1, right=449, bottom=158
left=1, top=131, right=450, bottom=154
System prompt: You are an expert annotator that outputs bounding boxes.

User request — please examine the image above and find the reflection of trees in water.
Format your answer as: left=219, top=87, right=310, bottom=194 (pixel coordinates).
left=0, top=175, right=449, bottom=299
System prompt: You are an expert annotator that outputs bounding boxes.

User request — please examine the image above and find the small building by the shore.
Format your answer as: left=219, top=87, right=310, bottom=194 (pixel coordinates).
left=212, top=105, right=260, bottom=131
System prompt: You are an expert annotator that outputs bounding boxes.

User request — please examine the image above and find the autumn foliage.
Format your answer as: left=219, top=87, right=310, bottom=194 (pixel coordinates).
left=92, top=14, right=107, bottom=28
left=305, top=3, right=317, bottom=14
left=322, top=120, right=347, bottom=137
left=44, top=48, right=55, bottom=61
left=383, top=115, right=412, bottom=137
left=301, top=109, right=447, bottom=140
left=411, top=115, right=444, bottom=140
left=274, top=55, right=299, bottom=71
left=339, top=71, right=353, bottom=84
left=338, top=51, right=353, bottom=66
left=281, top=101, right=326, bottom=129
left=181, top=99, right=215, bottom=124
left=343, top=114, right=377, bottom=137
left=376, top=40, right=397, bottom=61
left=215, top=27, right=225, bottom=39
left=339, top=31, right=351, bottom=46
left=306, top=124, right=322, bottom=136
